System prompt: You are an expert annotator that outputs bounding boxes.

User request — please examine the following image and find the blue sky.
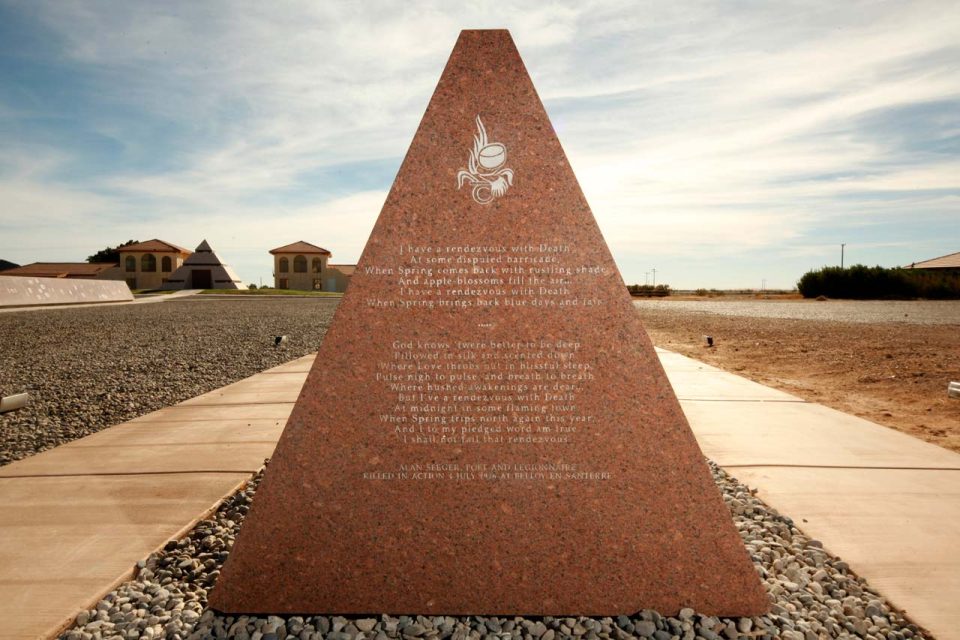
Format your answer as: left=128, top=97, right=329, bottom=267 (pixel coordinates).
left=0, top=1, right=958, bottom=289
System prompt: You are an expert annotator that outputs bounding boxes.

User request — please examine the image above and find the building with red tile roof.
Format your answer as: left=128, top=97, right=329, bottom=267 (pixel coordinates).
left=269, top=241, right=332, bottom=256
left=269, top=241, right=352, bottom=292
left=117, top=239, right=192, bottom=289
left=0, top=262, right=122, bottom=280
left=120, top=239, right=193, bottom=255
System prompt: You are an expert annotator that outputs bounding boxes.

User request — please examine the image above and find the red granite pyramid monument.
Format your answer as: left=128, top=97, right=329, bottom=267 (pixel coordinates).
left=210, top=29, right=768, bottom=616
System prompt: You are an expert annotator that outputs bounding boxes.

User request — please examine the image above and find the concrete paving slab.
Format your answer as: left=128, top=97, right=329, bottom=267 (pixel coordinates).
left=129, top=402, right=294, bottom=422
left=0, top=355, right=311, bottom=640
left=665, top=369, right=803, bottom=401
left=680, top=400, right=960, bottom=469
left=261, top=355, right=316, bottom=373
left=1, top=580, right=108, bottom=640
left=0, top=473, right=249, bottom=640
left=211, top=372, right=311, bottom=392
left=0, top=442, right=278, bottom=477
left=65, top=419, right=285, bottom=447
left=654, top=349, right=724, bottom=372
left=659, top=348, right=960, bottom=640
left=179, top=390, right=302, bottom=406
left=732, top=466, right=960, bottom=640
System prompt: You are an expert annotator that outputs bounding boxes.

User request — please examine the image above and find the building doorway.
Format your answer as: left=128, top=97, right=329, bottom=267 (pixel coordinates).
left=191, top=270, right=212, bottom=289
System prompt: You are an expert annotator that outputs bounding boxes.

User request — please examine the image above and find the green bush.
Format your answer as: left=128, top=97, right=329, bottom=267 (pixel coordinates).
left=797, top=265, right=960, bottom=299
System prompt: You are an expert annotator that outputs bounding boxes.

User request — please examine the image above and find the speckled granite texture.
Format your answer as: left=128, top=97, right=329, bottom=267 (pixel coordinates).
left=210, top=29, right=768, bottom=617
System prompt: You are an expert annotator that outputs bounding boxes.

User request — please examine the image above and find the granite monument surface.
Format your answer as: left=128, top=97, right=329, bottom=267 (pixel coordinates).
left=210, top=29, right=768, bottom=616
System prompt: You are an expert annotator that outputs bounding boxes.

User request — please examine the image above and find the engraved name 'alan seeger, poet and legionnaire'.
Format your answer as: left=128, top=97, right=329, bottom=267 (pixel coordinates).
left=457, top=115, right=514, bottom=205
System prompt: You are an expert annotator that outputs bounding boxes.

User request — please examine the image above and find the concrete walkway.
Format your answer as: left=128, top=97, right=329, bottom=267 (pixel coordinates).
left=2, top=348, right=957, bottom=639
left=658, top=348, right=960, bottom=640
left=0, top=354, right=315, bottom=640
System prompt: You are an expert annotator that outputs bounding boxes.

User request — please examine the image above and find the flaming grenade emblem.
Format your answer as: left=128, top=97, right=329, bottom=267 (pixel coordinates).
left=456, top=115, right=514, bottom=205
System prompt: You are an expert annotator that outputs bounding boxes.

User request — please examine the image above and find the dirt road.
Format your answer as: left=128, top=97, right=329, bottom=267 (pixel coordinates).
left=635, top=299, right=960, bottom=453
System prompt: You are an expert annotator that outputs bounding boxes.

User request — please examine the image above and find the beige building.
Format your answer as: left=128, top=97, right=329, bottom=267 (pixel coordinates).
left=324, top=264, right=356, bottom=292
left=270, top=241, right=351, bottom=291
left=118, top=240, right=192, bottom=290
left=905, top=251, right=960, bottom=275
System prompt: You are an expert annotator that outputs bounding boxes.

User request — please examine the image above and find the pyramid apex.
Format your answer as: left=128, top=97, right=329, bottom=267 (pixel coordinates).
left=211, top=29, right=767, bottom=618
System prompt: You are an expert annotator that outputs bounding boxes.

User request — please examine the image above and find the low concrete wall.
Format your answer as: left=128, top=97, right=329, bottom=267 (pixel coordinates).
left=0, top=276, right=133, bottom=308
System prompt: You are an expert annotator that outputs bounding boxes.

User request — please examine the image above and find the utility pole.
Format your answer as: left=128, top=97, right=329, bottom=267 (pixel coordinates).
left=644, top=272, right=649, bottom=286
left=841, top=243, right=846, bottom=269
left=761, top=278, right=766, bottom=292
left=652, top=268, right=657, bottom=287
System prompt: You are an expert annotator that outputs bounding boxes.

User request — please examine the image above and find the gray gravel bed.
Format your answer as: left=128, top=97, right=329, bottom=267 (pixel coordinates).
left=632, top=300, right=960, bottom=325
left=0, top=298, right=337, bottom=466
left=60, top=462, right=928, bottom=640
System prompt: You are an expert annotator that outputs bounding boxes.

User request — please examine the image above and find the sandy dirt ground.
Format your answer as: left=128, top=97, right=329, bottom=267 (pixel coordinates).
left=635, top=298, right=960, bottom=454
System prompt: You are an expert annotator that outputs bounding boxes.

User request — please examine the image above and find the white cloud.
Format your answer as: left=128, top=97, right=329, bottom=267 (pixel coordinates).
left=0, top=0, right=958, bottom=287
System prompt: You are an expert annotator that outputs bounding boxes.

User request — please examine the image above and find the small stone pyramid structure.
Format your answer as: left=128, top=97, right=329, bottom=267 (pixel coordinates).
left=209, top=30, right=768, bottom=617
left=161, top=240, right=242, bottom=290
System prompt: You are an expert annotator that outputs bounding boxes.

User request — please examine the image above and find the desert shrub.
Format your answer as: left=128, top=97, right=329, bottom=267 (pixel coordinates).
left=906, top=269, right=960, bottom=298
left=798, top=265, right=960, bottom=299
left=627, top=284, right=671, bottom=297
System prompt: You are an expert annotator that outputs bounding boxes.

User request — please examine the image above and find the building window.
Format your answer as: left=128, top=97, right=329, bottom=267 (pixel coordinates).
left=312, top=257, right=323, bottom=273
left=313, top=278, right=323, bottom=290
left=294, top=255, right=307, bottom=273
left=279, top=278, right=288, bottom=289
left=161, top=256, right=172, bottom=272
left=125, top=256, right=136, bottom=272
left=279, top=257, right=289, bottom=273
left=142, top=254, right=156, bottom=272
